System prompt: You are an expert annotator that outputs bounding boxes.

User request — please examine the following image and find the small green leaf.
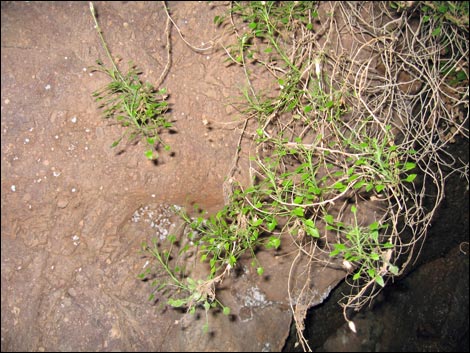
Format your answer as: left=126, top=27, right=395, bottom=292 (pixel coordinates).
left=167, top=298, right=186, bottom=307
left=370, top=253, right=380, bottom=261
left=351, top=205, right=357, bottom=214
left=353, top=272, right=361, bottom=280
left=249, top=22, right=257, bottom=30
left=375, top=275, right=385, bottom=287
left=291, top=207, right=304, bottom=217
left=353, top=180, right=366, bottom=189
left=223, top=306, right=231, bottom=315
left=431, top=27, right=441, bottom=36
left=204, top=301, right=211, bottom=311
left=389, top=265, right=399, bottom=275
left=229, top=255, right=237, bottom=266
left=404, top=174, right=417, bottom=183
left=303, top=105, right=313, bottom=113
left=145, top=149, right=154, bottom=160
left=370, top=230, right=379, bottom=242
left=294, top=196, right=304, bottom=204
left=333, top=182, right=346, bottom=191
left=375, top=184, right=385, bottom=193
left=334, top=243, right=347, bottom=251
left=329, top=249, right=340, bottom=257
left=404, top=162, right=416, bottom=171
left=137, top=272, right=146, bottom=280
left=252, top=218, right=263, bottom=227
left=324, top=214, right=334, bottom=224
left=266, top=236, right=281, bottom=249
left=306, top=226, right=320, bottom=238
left=257, top=267, right=264, bottom=276
left=267, top=218, right=277, bottom=231
left=325, top=100, right=334, bottom=109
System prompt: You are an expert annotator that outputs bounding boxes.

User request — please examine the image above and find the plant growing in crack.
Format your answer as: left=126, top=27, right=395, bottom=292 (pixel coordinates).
left=138, top=234, right=231, bottom=333
left=89, top=2, right=172, bottom=160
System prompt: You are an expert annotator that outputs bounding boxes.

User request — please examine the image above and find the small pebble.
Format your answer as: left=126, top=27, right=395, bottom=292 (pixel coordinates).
left=57, top=199, right=68, bottom=209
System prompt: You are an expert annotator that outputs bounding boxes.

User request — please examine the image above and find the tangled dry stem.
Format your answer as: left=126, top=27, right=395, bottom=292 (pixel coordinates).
left=227, top=2, right=468, bottom=350
left=160, top=2, right=467, bottom=350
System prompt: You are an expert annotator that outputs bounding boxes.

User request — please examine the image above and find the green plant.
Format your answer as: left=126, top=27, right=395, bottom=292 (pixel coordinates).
left=139, top=233, right=230, bottom=333
left=328, top=205, right=398, bottom=287
left=138, top=2, right=468, bottom=349
left=89, top=2, right=172, bottom=160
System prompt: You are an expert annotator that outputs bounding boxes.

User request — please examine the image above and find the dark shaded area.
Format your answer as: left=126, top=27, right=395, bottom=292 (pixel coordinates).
left=284, top=136, right=469, bottom=352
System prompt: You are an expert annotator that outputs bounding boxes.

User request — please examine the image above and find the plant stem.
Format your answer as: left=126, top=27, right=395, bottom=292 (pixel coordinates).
left=89, top=2, right=124, bottom=81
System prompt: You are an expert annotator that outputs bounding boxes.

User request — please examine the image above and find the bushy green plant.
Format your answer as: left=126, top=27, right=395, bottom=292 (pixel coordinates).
left=89, top=2, right=172, bottom=160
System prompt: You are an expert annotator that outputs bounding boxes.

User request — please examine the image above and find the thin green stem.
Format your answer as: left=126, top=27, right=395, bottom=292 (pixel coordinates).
left=89, top=2, right=124, bottom=81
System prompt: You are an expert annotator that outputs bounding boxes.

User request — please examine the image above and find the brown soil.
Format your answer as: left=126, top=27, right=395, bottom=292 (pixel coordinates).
left=1, top=2, right=344, bottom=351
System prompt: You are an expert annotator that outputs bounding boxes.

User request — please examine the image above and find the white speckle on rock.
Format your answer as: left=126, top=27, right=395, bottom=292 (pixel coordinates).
left=262, top=342, right=271, bottom=352
left=53, top=171, right=61, bottom=177
left=45, top=84, right=51, bottom=90
left=11, top=185, right=16, bottom=192
left=244, top=286, right=270, bottom=308
left=24, top=138, right=30, bottom=144
left=71, top=188, right=76, bottom=193
left=71, top=116, right=77, bottom=123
